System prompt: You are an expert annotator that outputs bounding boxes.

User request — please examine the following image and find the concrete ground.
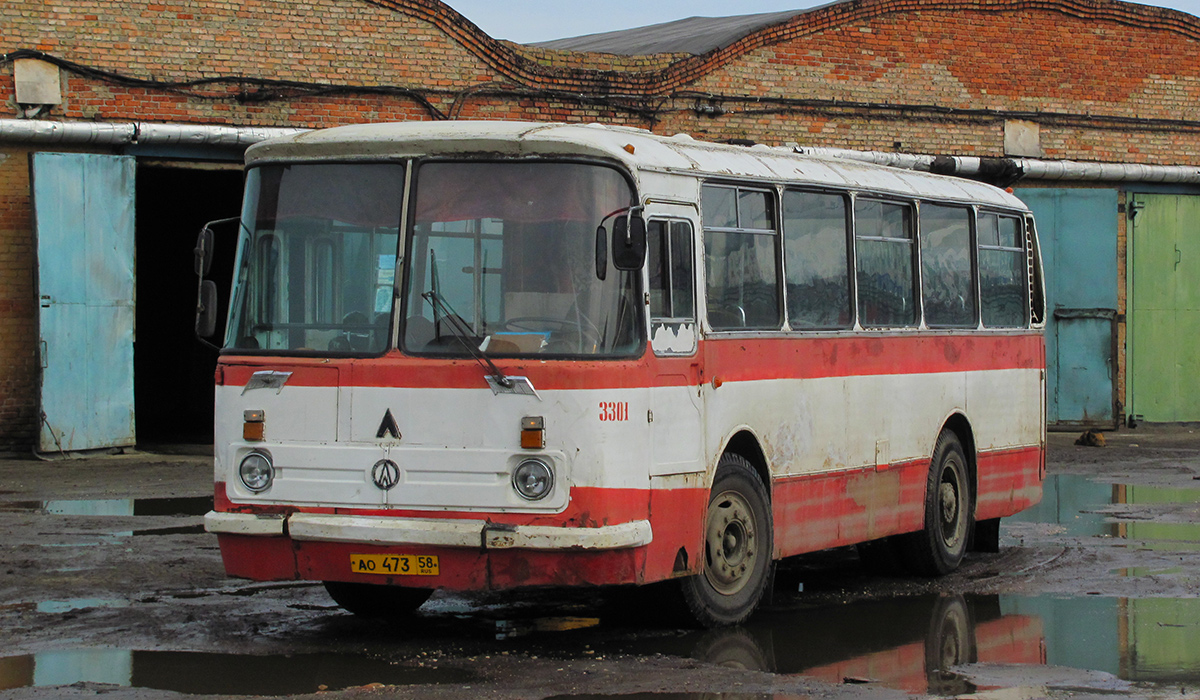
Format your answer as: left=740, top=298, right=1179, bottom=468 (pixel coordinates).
left=0, top=427, right=1199, bottom=699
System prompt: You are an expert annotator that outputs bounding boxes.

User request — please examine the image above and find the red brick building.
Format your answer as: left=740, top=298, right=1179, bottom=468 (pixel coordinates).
left=2, top=0, right=1199, bottom=452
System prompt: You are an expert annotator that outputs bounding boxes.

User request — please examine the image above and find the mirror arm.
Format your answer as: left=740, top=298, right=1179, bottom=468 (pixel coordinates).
left=624, top=205, right=645, bottom=244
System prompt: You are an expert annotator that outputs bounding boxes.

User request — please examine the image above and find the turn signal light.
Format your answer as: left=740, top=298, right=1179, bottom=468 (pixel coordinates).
left=244, top=409, right=265, bottom=441
left=521, top=416, right=545, bottom=449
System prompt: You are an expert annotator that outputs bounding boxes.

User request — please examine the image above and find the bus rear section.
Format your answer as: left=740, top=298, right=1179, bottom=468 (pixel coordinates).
left=201, top=121, right=1045, bottom=627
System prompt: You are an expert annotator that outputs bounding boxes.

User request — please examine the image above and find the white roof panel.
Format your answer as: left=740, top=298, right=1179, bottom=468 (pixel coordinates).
left=245, top=121, right=1028, bottom=211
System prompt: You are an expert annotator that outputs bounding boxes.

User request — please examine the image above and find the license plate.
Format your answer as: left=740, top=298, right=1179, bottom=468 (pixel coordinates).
left=350, top=554, right=439, bottom=576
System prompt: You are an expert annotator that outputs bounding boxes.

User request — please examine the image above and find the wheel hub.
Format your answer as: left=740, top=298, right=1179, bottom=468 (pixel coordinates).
left=704, top=492, right=757, bottom=595
left=938, top=463, right=965, bottom=549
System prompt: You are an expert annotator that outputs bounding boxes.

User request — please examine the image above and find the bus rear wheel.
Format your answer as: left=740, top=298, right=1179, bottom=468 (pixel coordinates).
left=681, top=454, right=773, bottom=627
left=903, top=431, right=971, bottom=576
left=323, top=581, right=432, bottom=619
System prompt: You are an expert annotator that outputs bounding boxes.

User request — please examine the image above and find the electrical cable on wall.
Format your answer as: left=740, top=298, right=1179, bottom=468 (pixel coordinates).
left=5, top=49, right=1200, bottom=134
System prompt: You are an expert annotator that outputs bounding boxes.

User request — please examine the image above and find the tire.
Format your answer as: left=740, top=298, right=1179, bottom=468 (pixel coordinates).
left=692, top=627, right=772, bottom=671
left=902, top=431, right=972, bottom=576
left=681, top=454, right=773, bottom=627
left=924, top=595, right=975, bottom=695
left=323, top=581, right=432, bottom=619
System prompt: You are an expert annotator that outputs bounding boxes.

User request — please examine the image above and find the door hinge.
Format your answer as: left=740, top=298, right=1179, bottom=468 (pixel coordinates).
left=1129, top=200, right=1146, bottom=221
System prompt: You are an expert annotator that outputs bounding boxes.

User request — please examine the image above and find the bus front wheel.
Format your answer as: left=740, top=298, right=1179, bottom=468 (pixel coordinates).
left=904, top=432, right=971, bottom=576
left=681, top=454, right=773, bottom=627
left=323, top=581, right=432, bottom=619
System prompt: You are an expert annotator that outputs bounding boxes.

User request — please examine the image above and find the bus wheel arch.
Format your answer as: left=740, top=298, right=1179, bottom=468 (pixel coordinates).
left=722, top=429, right=772, bottom=497
left=681, top=451, right=774, bottom=627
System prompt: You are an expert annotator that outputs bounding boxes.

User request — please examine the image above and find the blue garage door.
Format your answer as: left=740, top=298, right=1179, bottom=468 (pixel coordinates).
left=1015, top=188, right=1118, bottom=427
left=32, top=153, right=137, bottom=452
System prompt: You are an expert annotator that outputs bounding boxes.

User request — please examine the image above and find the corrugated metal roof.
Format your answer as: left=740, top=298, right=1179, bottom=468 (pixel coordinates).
left=529, top=8, right=823, bottom=56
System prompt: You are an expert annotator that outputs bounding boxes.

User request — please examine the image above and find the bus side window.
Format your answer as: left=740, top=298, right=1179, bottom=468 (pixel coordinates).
left=648, top=220, right=695, bottom=320
left=783, top=190, right=852, bottom=329
left=649, top=219, right=697, bottom=355
left=920, top=203, right=976, bottom=328
left=701, top=185, right=781, bottom=330
left=855, top=199, right=917, bottom=328
left=979, top=213, right=1029, bottom=328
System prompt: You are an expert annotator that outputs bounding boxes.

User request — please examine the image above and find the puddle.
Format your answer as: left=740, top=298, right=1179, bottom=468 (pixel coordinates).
left=0, top=649, right=475, bottom=694
left=0, top=495, right=213, bottom=516
left=9, top=593, right=1200, bottom=695
left=999, top=596, right=1200, bottom=684
left=548, top=695, right=806, bottom=699
left=563, top=592, right=1200, bottom=694
left=35, top=599, right=129, bottom=614
left=133, top=524, right=207, bottom=536
left=495, top=616, right=601, bottom=640
left=1008, top=474, right=1200, bottom=545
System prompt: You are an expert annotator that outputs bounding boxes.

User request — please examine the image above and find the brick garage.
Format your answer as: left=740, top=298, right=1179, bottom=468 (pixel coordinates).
left=2, top=0, right=1199, bottom=450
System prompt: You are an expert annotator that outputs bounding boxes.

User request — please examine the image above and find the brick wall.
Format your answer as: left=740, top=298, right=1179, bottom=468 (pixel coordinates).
left=3, top=0, right=1199, bottom=158
left=0, top=147, right=38, bottom=454
left=680, top=6, right=1200, bottom=162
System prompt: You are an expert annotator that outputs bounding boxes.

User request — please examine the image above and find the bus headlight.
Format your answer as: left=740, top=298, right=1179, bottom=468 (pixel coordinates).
left=512, top=458, right=553, bottom=501
left=239, top=451, right=274, bottom=492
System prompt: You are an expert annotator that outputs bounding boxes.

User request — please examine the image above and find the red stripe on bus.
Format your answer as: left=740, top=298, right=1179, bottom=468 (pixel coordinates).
left=215, top=445, right=1041, bottom=588
left=218, top=333, right=1044, bottom=390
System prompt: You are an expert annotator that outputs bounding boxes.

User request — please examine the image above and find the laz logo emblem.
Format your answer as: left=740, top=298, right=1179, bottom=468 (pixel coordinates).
left=599, top=401, right=629, bottom=422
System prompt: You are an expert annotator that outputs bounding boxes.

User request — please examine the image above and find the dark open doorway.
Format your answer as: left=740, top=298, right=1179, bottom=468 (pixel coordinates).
left=134, top=163, right=242, bottom=446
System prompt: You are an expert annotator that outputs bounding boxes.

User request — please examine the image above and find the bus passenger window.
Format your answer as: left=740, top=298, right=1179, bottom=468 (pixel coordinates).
left=783, top=191, right=851, bottom=329
left=702, top=185, right=780, bottom=330
left=855, top=199, right=916, bottom=328
left=979, top=213, right=1028, bottom=328
left=920, top=204, right=976, bottom=327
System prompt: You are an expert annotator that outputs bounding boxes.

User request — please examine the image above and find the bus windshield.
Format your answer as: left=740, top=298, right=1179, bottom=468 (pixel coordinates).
left=226, top=160, right=642, bottom=357
left=402, top=161, right=641, bottom=357
left=226, top=163, right=405, bottom=354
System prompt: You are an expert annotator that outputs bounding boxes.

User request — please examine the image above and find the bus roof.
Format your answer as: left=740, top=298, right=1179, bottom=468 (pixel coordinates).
left=245, top=121, right=1028, bottom=210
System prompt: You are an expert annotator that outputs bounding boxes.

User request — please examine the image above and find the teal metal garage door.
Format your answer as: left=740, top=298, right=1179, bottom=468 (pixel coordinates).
left=31, top=153, right=137, bottom=453
left=1015, top=188, right=1118, bottom=427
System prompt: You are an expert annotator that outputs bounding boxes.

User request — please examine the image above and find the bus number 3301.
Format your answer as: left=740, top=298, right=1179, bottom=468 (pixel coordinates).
left=599, top=401, right=629, bottom=422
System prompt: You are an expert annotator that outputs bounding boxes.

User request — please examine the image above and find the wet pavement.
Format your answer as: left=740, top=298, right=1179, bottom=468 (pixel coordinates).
left=2, top=428, right=1200, bottom=699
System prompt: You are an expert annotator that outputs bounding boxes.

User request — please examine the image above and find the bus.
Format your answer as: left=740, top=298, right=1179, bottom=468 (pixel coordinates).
left=200, top=121, right=1045, bottom=627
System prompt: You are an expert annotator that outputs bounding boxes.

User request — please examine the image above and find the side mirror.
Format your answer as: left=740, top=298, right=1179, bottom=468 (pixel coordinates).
left=194, top=227, right=215, bottom=277
left=594, top=225, right=608, bottom=281
left=612, top=213, right=647, bottom=271
left=196, top=280, right=218, bottom=338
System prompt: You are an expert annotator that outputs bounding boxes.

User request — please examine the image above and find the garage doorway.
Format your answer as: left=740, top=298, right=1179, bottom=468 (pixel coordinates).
left=134, top=163, right=243, bottom=447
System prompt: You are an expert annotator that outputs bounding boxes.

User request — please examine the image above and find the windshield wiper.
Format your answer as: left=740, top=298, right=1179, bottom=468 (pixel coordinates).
left=421, top=290, right=513, bottom=390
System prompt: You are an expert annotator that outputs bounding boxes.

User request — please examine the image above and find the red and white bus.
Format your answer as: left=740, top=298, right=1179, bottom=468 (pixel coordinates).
left=201, top=121, right=1045, bottom=626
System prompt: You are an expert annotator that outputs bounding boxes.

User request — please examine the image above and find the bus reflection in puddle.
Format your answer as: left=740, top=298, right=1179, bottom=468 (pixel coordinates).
left=630, top=595, right=1044, bottom=695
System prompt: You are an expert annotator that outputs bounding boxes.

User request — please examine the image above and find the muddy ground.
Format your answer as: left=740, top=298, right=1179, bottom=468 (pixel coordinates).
left=2, top=428, right=1200, bottom=700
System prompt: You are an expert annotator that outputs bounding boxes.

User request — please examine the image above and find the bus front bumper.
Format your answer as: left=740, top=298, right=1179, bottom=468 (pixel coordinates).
left=204, top=511, right=653, bottom=551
